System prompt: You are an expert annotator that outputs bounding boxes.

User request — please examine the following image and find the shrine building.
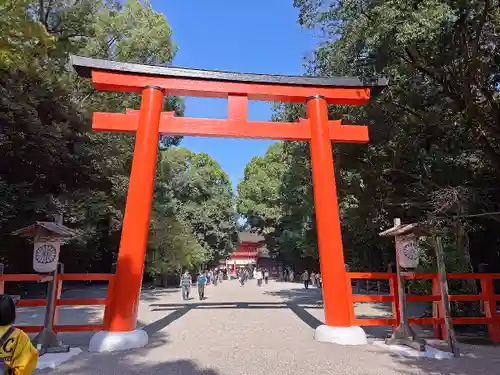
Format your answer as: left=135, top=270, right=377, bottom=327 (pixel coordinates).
left=224, top=232, right=282, bottom=276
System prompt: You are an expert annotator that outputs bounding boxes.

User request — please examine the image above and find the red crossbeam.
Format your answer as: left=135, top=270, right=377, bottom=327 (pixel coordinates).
left=92, top=111, right=368, bottom=143
left=91, top=71, right=371, bottom=105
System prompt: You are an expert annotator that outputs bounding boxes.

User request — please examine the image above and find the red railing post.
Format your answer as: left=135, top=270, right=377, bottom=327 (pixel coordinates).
left=480, top=276, right=500, bottom=343
left=0, top=263, right=5, bottom=295
left=51, top=263, right=64, bottom=329
left=346, top=273, right=356, bottom=324
left=389, top=273, right=400, bottom=331
left=103, top=264, right=116, bottom=330
left=432, top=277, right=446, bottom=339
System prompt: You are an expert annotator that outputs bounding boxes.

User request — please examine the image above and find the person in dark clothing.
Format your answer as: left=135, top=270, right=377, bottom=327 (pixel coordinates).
left=302, top=270, right=309, bottom=289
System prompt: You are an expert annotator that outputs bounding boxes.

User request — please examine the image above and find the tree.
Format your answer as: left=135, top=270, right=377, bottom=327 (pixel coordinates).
left=0, top=0, right=186, bottom=275
left=155, top=148, right=238, bottom=266
left=238, top=0, right=500, bottom=281
left=0, top=0, right=53, bottom=68
left=146, top=214, right=207, bottom=284
left=238, top=142, right=286, bottom=234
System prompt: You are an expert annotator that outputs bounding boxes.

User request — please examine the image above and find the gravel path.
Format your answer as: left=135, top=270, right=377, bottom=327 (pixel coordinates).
left=34, top=280, right=500, bottom=375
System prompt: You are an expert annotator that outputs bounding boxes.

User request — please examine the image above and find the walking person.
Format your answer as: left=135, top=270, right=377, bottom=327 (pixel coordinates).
left=310, top=271, right=316, bottom=287
left=180, top=271, right=192, bottom=300
left=264, top=268, right=269, bottom=285
left=302, top=270, right=309, bottom=289
left=239, top=269, right=246, bottom=286
left=213, top=269, right=218, bottom=286
left=197, top=271, right=208, bottom=300
left=256, top=268, right=263, bottom=287
left=316, top=272, right=322, bottom=288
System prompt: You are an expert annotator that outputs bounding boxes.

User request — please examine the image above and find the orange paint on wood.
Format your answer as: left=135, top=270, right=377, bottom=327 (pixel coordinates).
left=432, top=278, right=446, bottom=339
left=353, top=318, right=396, bottom=326
left=91, top=71, right=371, bottom=105
left=56, top=298, right=107, bottom=306
left=389, top=274, right=400, bottom=330
left=17, top=299, right=46, bottom=307
left=480, top=278, right=500, bottom=343
left=58, top=273, right=114, bottom=281
left=347, top=272, right=392, bottom=279
left=0, top=274, right=49, bottom=282
left=52, top=276, right=63, bottom=327
left=307, top=97, right=352, bottom=327
left=351, top=295, right=393, bottom=302
left=92, top=112, right=368, bottom=142
left=107, top=87, right=164, bottom=332
left=103, top=277, right=115, bottom=330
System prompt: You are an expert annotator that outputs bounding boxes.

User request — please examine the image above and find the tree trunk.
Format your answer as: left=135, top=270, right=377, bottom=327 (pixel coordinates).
left=454, top=222, right=479, bottom=317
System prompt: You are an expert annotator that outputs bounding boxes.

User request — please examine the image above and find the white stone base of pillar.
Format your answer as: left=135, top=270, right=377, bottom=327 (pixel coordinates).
left=314, top=325, right=368, bottom=345
left=89, top=329, right=148, bottom=352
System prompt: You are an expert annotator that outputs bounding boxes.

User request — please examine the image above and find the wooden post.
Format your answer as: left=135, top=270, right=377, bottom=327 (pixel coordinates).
left=434, top=236, right=459, bottom=357
left=307, top=95, right=351, bottom=327
left=389, top=273, right=401, bottom=330
left=0, top=263, right=4, bottom=295
left=480, top=276, right=500, bottom=343
left=107, top=86, right=164, bottom=332
left=52, top=262, right=64, bottom=328
left=102, top=262, right=117, bottom=330
left=432, top=278, right=446, bottom=340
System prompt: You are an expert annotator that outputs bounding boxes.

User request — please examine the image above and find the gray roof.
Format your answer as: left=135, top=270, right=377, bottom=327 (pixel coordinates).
left=70, top=55, right=388, bottom=88
left=12, top=222, right=78, bottom=238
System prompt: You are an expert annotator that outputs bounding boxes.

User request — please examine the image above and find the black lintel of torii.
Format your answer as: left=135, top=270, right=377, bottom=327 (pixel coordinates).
left=70, top=55, right=388, bottom=89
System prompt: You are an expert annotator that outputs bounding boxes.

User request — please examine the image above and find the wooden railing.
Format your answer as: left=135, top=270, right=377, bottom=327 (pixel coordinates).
left=0, top=273, right=115, bottom=333
left=347, top=272, right=500, bottom=343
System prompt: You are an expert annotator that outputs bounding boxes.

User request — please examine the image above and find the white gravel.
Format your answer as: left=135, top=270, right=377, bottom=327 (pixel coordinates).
left=35, top=280, right=500, bottom=374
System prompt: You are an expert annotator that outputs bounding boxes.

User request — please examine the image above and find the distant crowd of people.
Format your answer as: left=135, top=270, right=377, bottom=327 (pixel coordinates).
left=179, top=265, right=333, bottom=301
left=300, top=270, right=322, bottom=289
left=179, top=268, right=227, bottom=300
left=236, top=267, right=270, bottom=287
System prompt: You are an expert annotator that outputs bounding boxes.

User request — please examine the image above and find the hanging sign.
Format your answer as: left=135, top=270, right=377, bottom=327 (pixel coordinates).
left=33, top=238, right=60, bottom=273
left=395, top=233, right=420, bottom=269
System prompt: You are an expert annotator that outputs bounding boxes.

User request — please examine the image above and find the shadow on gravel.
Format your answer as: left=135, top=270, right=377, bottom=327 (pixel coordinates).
left=141, top=305, right=194, bottom=336
left=36, top=353, right=219, bottom=375
left=367, top=345, right=500, bottom=375
left=149, top=301, right=324, bottom=334
left=264, top=287, right=432, bottom=340
left=264, top=286, right=324, bottom=305
left=140, top=287, right=182, bottom=303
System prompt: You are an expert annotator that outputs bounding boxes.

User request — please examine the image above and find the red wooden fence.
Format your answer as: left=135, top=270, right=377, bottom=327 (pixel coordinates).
left=4, top=271, right=499, bottom=341
left=347, top=272, right=500, bottom=342
left=0, top=273, right=114, bottom=333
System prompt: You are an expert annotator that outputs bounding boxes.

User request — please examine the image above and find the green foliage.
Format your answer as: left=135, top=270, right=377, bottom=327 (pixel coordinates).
left=0, top=1, right=235, bottom=280
left=239, top=0, right=500, bottom=280
left=146, top=215, right=207, bottom=276
left=155, top=148, right=238, bottom=266
left=0, top=0, right=54, bottom=68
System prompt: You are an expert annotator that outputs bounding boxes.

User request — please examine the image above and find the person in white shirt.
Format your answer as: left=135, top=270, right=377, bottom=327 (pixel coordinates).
left=255, top=268, right=263, bottom=287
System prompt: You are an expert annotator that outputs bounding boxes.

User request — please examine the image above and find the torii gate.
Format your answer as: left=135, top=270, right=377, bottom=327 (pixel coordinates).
left=71, top=55, right=386, bottom=351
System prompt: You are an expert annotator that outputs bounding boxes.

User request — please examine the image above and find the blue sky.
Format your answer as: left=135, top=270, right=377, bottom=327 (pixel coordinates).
left=151, top=1, right=317, bottom=191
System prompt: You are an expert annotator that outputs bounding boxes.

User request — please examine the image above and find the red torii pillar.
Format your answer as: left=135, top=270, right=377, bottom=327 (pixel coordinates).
left=71, top=55, right=386, bottom=351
